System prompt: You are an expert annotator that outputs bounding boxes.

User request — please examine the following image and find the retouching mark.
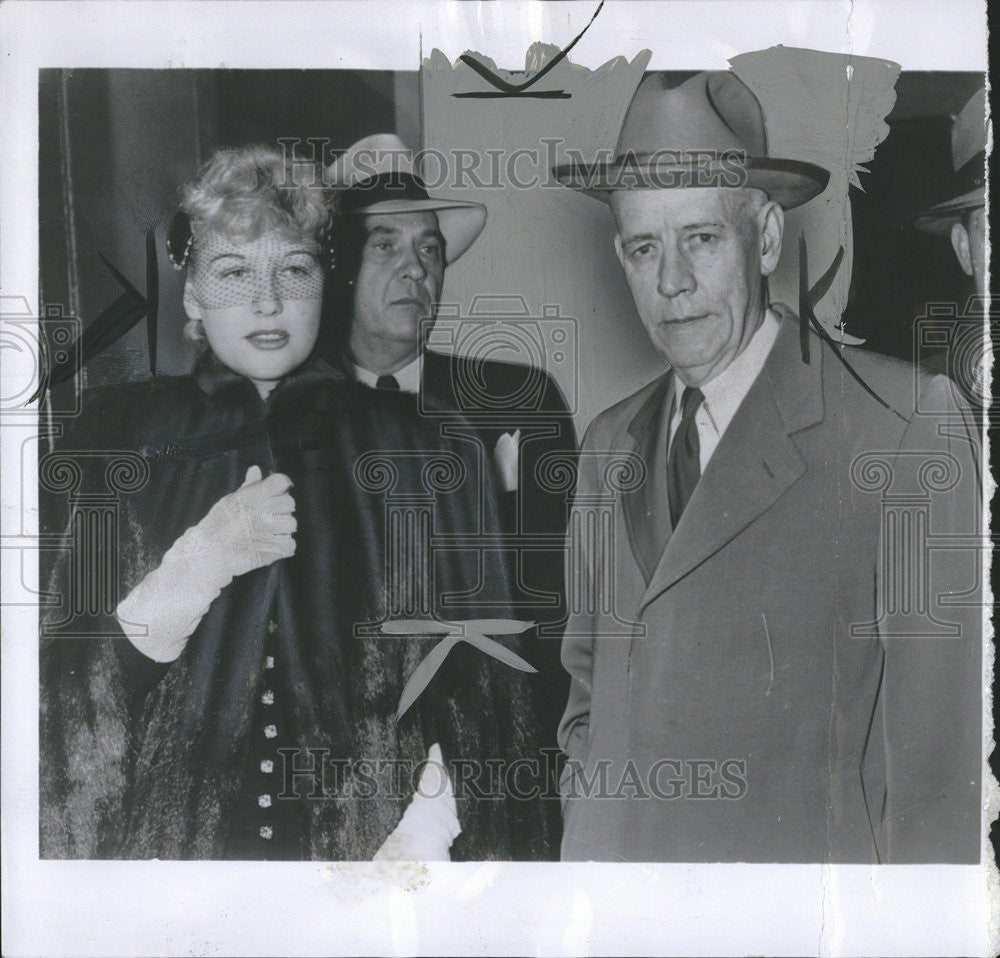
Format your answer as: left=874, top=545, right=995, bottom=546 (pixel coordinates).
left=762, top=611, right=775, bottom=696
left=798, top=233, right=906, bottom=422
left=453, top=0, right=605, bottom=99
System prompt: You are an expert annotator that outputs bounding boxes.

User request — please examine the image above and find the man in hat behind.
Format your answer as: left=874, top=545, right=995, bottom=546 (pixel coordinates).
left=554, top=71, right=982, bottom=863
left=325, top=135, right=578, bottom=846
left=913, top=87, right=989, bottom=414
left=914, top=87, right=988, bottom=297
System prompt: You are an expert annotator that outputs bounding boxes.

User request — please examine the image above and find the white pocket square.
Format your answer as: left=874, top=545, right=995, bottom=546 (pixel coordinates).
left=493, top=429, right=521, bottom=492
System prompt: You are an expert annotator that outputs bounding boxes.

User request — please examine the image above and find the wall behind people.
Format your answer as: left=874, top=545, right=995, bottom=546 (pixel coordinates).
left=421, top=49, right=662, bottom=437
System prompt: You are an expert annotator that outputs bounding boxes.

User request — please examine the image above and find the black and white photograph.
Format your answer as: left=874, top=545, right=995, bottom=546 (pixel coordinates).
left=1, top=1, right=994, bottom=955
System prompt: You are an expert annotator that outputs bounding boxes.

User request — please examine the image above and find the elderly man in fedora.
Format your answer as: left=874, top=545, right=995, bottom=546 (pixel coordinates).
left=324, top=135, right=578, bottom=834
left=553, top=72, right=982, bottom=863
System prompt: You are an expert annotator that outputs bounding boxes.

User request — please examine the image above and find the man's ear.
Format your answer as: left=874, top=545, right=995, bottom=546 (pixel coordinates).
left=950, top=221, right=974, bottom=277
left=182, top=279, right=203, bottom=321
left=759, top=201, right=784, bottom=276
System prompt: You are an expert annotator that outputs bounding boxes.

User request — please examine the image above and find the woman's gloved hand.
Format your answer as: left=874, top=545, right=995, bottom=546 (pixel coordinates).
left=373, top=743, right=461, bottom=861
left=116, top=466, right=296, bottom=662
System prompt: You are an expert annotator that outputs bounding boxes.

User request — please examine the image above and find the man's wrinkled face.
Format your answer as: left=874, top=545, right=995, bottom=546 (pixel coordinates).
left=612, top=187, right=782, bottom=387
left=352, top=211, right=445, bottom=356
left=184, top=229, right=324, bottom=396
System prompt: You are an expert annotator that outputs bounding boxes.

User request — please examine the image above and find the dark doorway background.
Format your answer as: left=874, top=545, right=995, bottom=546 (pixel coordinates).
left=844, top=72, right=985, bottom=358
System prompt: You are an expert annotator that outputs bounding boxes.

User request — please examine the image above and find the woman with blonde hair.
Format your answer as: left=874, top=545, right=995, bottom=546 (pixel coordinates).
left=40, top=144, right=554, bottom=860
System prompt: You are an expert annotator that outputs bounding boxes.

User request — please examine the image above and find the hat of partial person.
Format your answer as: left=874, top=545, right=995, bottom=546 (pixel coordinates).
left=326, top=133, right=486, bottom=263
left=913, top=88, right=987, bottom=235
left=553, top=70, right=829, bottom=209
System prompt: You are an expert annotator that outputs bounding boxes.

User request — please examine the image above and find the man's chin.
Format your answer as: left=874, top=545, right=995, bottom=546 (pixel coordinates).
left=385, top=307, right=433, bottom=337
left=658, top=347, right=734, bottom=387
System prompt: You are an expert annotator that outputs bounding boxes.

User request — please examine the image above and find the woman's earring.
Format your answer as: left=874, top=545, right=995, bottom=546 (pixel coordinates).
left=183, top=317, right=206, bottom=343
left=166, top=211, right=194, bottom=270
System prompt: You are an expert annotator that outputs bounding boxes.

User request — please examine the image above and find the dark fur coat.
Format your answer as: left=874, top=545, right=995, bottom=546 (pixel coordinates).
left=40, top=356, right=557, bottom=860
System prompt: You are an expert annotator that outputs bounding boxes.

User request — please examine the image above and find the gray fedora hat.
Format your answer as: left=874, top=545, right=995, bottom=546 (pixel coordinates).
left=326, top=134, right=486, bottom=262
left=553, top=71, right=829, bottom=210
left=913, top=88, right=987, bottom=235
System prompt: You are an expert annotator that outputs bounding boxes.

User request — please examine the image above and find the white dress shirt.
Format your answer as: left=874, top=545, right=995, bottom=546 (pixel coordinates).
left=350, top=353, right=423, bottom=394
left=668, top=309, right=782, bottom=473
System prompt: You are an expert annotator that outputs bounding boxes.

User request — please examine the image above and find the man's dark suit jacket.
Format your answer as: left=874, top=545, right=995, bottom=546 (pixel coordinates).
left=421, top=349, right=579, bottom=768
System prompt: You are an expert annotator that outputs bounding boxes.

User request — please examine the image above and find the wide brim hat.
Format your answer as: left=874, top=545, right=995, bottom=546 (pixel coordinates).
left=553, top=71, right=829, bottom=210
left=326, top=133, right=486, bottom=262
left=913, top=87, right=987, bottom=235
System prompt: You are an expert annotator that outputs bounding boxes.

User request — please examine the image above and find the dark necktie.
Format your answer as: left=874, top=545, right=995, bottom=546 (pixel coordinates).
left=376, top=374, right=400, bottom=391
left=667, top=385, right=704, bottom=527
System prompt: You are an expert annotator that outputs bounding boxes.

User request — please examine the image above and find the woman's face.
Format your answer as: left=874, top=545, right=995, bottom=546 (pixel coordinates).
left=184, top=229, right=324, bottom=397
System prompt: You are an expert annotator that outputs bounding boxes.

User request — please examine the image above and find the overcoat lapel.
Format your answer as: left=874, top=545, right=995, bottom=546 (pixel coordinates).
left=637, top=311, right=825, bottom=613
left=621, top=374, right=675, bottom=583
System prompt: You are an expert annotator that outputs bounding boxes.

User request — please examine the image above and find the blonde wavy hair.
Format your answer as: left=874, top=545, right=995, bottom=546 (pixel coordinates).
left=180, top=144, right=332, bottom=342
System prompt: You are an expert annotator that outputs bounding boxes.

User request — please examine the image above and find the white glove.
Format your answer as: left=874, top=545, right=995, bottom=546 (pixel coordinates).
left=373, top=743, right=461, bottom=861
left=116, top=465, right=296, bottom=662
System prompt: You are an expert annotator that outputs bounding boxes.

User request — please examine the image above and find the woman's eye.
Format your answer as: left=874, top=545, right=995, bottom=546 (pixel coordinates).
left=221, top=267, right=249, bottom=279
